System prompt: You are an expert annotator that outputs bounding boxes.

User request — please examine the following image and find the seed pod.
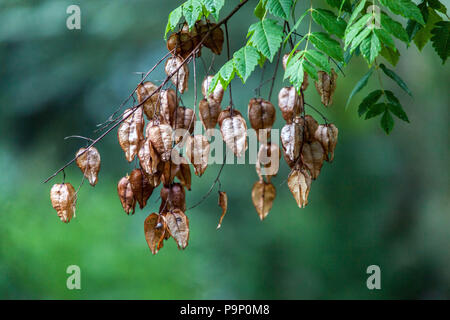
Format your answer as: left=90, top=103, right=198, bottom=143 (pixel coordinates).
left=161, top=160, right=180, bottom=186
left=129, top=169, right=154, bottom=209
left=174, top=106, right=196, bottom=135
left=315, top=123, right=338, bottom=162
left=164, top=209, right=190, bottom=250
left=256, top=143, right=281, bottom=180
left=166, top=31, right=196, bottom=60
left=199, top=98, right=221, bottom=132
left=202, top=75, right=224, bottom=104
left=158, top=89, right=178, bottom=125
left=75, top=147, right=101, bottom=186
left=159, top=183, right=186, bottom=213
left=177, top=161, right=192, bottom=191
left=281, top=121, right=303, bottom=164
left=220, top=108, right=248, bottom=157
left=217, top=191, right=228, bottom=229
left=165, top=56, right=189, bottom=94
left=251, top=181, right=276, bottom=220
left=138, top=137, right=159, bottom=176
left=278, top=87, right=303, bottom=123
left=282, top=53, right=309, bottom=91
left=117, top=176, right=136, bottom=215
left=136, top=81, right=159, bottom=119
left=302, top=141, right=325, bottom=180
left=315, top=69, right=338, bottom=106
left=117, top=107, right=144, bottom=162
left=248, top=98, right=276, bottom=139
left=50, top=183, right=77, bottom=223
left=144, top=213, right=167, bottom=255
left=186, top=135, right=210, bottom=177
left=287, top=168, right=311, bottom=208
left=303, top=115, right=319, bottom=143
left=148, top=123, right=173, bottom=162
left=196, top=20, right=224, bottom=55
left=217, top=106, right=243, bottom=127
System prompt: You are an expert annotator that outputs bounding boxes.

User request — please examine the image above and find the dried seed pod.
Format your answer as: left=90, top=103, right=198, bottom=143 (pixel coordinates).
left=177, top=161, right=192, bottom=191
left=315, top=69, right=338, bottom=106
left=202, top=75, right=224, bottom=104
left=314, top=123, right=338, bottom=162
left=282, top=53, right=309, bottom=91
left=144, top=213, right=167, bottom=255
left=75, top=147, right=101, bottom=186
left=186, top=135, right=210, bottom=177
left=159, top=183, right=186, bottom=212
left=117, top=176, right=136, bottom=215
left=280, top=121, right=303, bottom=164
left=174, top=106, right=196, bottom=135
left=164, top=209, right=190, bottom=249
left=166, top=31, right=196, bottom=60
left=161, top=160, right=180, bottom=186
left=148, top=123, right=173, bottom=162
left=117, top=107, right=144, bottom=162
left=220, top=108, right=248, bottom=157
left=138, top=137, right=160, bottom=176
left=302, top=141, right=325, bottom=180
left=256, top=142, right=281, bottom=180
left=251, top=181, right=276, bottom=220
left=217, top=106, right=243, bottom=127
left=136, top=81, right=159, bottom=119
left=248, top=98, right=276, bottom=139
left=287, top=168, right=312, bottom=208
left=217, top=191, right=228, bottom=229
left=196, top=20, right=224, bottom=55
left=165, top=56, right=189, bottom=94
left=158, top=88, right=178, bottom=125
left=303, top=115, right=319, bottom=143
left=199, top=98, right=221, bottom=132
left=278, top=87, right=303, bottom=123
left=129, top=169, right=154, bottom=209
left=50, top=183, right=77, bottom=223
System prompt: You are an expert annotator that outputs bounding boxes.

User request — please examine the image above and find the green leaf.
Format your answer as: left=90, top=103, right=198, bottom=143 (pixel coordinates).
left=427, top=0, right=447, bottom=14
left=349, top=27, right=372, bottom=53
left=358, top=90, right=383, bottom=117
left=254, top=0, right=267, bottom=19
left=248, top=19, right=284, bottom=61
left=233, top=46, right=260, bottom=83
left=379, top=0, right=425, bottom=25
left=380, top=110, right=394, bottom=134
left=183, top=0, right=204, bottom=28
left=202, top=0, right=225, bottom=20
left=414, top=7, right=442, bottom=50
left=374, top=29, right=395, bottom=50
left=347, top=0, right=367, bottom=28
left=302, top=59, right=318, bottom=80
left=312, top=8, right=347, bottom=38
left=266, top=0, right=293, bottom=19
left=360, top=31, right=381, bottom=65
left=345, top=14, right=372, bottom=48
left=346, top=68, right=374, bottom=109
left=379, top=64, right=412, bottom=96
left=283, top=10, right=309, bottom=44
left=365, top=103, right=387, bottom=119
left=380, top=46, right=400, bottom=66
left=285, top=53, right=305, bottom=92
left=310, top=32, right=344, bottom=61
left=326, top=0, right=352, bottom=13
left=387, top=103, right=409, bottom=122
left=165, top=6, right=183, bottom=39
left=304, top=50, right=331, bottom=74
left=219, top=60, right=235, bottom=83
left=430, top=21, right=449, bottom=64
left=380, top=13, right=410, bottom=43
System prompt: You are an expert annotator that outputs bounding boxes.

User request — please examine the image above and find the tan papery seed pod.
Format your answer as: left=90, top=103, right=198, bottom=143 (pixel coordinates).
left=202, top=75, right=224, bottom=104
left=163, top=209, right=190, bottom=250
left=278, top=87, right=304, bottom=123
left=136, top=81, right=159, bottom=119
left=174, top=106, right=196, bottom=136
left=196, top=20, right=224, bottom=55
left=165, top=56, right=189, bottom=94
left=147, top=123, right=173, bottom=162
left=256, top=142, right=281, bottom=180
left=315, top=69, right=338, bottom=106
left=302, top=141, right=325, bottom=180
left=117, top=107, right=144, bottom=162
left=281, top=121, right=303, bottom=164
left=251, top=181, right=276, bottom=220
left=220, top=108, right=248, bottom=157
left=159, top=183, right=186, bottom=213
left=117, top=176, right=136, bottom=215
left=76, top=147, right=101, bottom=186
left=287, top=167, right=312, bottom=208
left=129, top=168, right=154, bottom=209
left=50, top=183, right=77, bottom=223
left=199, top=98, right=221, bottom=133
left=138, top=137, right=160, bottom=176
left=303, top=115, right=319, bottom=143
left=186, top=135, right=210, bottom=177
left=314, top=123, right=338, bottom=162
left=217, top=191, right=228, bottom=229
left=247, top=98, right=276, bottom=139
left=144, top=213, right=167, bottom=255
left=158, top=88, right=178, bottom=125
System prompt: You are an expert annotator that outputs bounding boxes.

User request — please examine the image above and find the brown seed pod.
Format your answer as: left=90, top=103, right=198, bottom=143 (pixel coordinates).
left=166, top=33, right=195, bottom=60
left=160, top=160, right=180, bottom=186
left=256, top=142, right=281, bottom=180
left=163, top=209, right=190, bottom=250
left=117, top=107, right=144, bottom=162
left=136, top=81, right=159, bottom=119
left=177, top=161, right=192, bottom=191
left=138, top=137, right=160, bottom=176
left=75, top=147, right=101, bottom=186
left=158, top=89, right=178, bottom=125
left=282, top=53, right=309, bottom=91
left=129, top=169, right=154, bottom=209
left=117, top=176, right=136, bottom=215
left=202, top=75, right=224, bottom=104
left=302, top=141, right=325, bottom=180
left=147, top=123, right=173, bottom=162
left=303, top=115, right=319, bottom=143
left=247, top=98, right=276, bottom=139
left=314, top=123, right=338, bottom=162
left=199, top=98, right=221, bottom=133
left=219, top=107, right=248, bottom=157
left=217, top=191, right=228, bottom=229
left=280, top=121, right=303, bottom=164
left=186, top=135, right=210, bottom=177
left=173, top=106, right=196, bottom=136
left=217, top=106, right=243, bottom=127
left=315, top=69, right=338, bottom=106
left=287, top=167, right=312, bottom=208
left=159, top=183, right=186, bottom=213
left=196, top=20, right=224, bottom=55
left=278, top=87, right=304, bottom=123
left=251, top=181, right=276, bottom=220
left=165, top=56, right=189, bottom=94
left=50, top=183, right=77, bottom=223
left=144, top=213, right=167, bottom=255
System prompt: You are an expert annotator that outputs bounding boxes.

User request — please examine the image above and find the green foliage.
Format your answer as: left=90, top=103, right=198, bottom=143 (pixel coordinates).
left=431, top=21, right=450, bottom=63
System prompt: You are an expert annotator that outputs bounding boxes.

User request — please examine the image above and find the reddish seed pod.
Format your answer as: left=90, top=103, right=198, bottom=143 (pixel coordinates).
left=159, top=183, right=186, bottom=213
left=75, top=147, right=101, bottom=186
left=117, top=176, right=136, bottom=215
left=199, top=98, right=221, bottom=132
left=129, top=168, right=154, bottom=210
left=50, top=183, right=77, bottom=223
left=247, top=98, right=276, bottom=139
left=136, top=81, right=159, bottom=119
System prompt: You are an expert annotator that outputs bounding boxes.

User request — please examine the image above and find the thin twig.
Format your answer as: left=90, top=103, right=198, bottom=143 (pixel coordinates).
left=305, top=102, right=329, bottom=122
left=64, top=135, right=94, bottom=143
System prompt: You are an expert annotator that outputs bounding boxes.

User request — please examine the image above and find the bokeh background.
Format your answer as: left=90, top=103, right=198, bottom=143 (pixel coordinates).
left=0, top=0, right=448, bottom=299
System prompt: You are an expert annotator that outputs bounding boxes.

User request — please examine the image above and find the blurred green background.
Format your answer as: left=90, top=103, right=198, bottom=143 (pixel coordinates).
left=0, top=0, right=449, bottom=299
